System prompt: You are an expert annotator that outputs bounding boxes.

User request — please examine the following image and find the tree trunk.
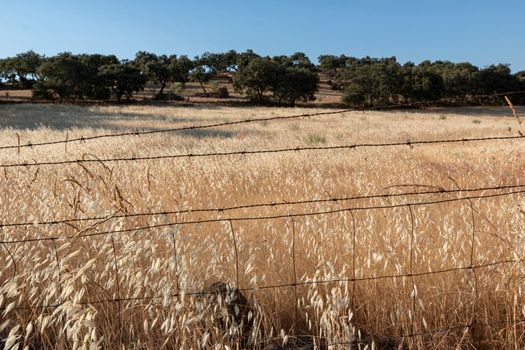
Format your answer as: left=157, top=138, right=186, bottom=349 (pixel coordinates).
left=257, top=90, right=264, bottom=103
left=199, top=81, right=207, bottom=95
left=157, top=82, right=166, bottom=97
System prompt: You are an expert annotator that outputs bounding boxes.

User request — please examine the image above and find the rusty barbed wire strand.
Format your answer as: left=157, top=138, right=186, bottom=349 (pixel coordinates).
left=1, top=188, right=523, bottom=245
left=2, top=257, right=523, bottom=312
left=0, top=183, right=523, bottom=229
left=2, top=133, right=525, bottom=169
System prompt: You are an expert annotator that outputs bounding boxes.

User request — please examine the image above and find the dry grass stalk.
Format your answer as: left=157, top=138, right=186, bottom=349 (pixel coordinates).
left=505, top=95, right=522, bottom=125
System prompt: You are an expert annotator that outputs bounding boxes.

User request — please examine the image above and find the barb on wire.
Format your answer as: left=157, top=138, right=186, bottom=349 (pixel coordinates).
left=1, top=188, right=523, bottom=245
left=1, top=91, right=523, bottom=152
left=1, top=183, right=523, bottom=229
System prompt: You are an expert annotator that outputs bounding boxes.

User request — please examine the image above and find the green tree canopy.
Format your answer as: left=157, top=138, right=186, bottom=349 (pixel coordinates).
left=196, top=50, right=239, bottom=73
left=318, top=55, right=349, bottom=78
left=1, top=51, right=45, bottom=87
left=189, top=66, right=217, bottom=95
left=273, top=67, right=319, bottom=106
left=235, top=49, right=261, bottom=71
left=99, top=62, right=147, bottom=103
left=169, top=55, right=194, bottom=84
left=337, top=57, right=403, bottom=107
left=400, top=63, right=445, bottom=101
left=234, top=57, right=319, bottom=105
left=477, top=64, right=519, bottom=94
left=233, top=57, right=280, bottom=103
left=134, top=51, right=173, bottom=97
left=34, top=52, right=87, bottom=102
left=79, top=54, right=119, bottom=100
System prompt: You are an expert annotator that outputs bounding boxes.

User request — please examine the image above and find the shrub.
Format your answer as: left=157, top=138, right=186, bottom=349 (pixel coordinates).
left=151, top=92, right=185, bottom=101
left=214, top=87, right=229, bottom=98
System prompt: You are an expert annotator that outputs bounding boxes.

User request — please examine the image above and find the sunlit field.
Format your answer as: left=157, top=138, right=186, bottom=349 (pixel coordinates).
left=1, top=104, right=524, bottom=349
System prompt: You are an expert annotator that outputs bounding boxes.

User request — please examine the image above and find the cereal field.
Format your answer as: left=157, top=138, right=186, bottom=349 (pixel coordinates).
left=0, top=104, right=524, bottom=349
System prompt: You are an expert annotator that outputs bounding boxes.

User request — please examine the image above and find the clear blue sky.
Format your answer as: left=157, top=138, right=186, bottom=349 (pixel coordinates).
left=1, top=0, right=524, bottom=71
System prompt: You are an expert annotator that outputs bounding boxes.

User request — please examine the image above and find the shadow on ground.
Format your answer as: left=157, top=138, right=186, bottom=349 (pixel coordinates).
left=417, top=106, right=525, bottom=117
left=0, top=104, right=239, bottom=139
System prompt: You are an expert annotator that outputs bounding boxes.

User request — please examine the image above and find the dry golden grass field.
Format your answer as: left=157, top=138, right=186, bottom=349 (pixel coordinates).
left=0, top=104, right=525, bottom=349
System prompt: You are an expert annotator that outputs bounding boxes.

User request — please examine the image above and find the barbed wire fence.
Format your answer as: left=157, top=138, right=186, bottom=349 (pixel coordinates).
left=0, top=91, right=524, bottom=348
left=0, top=90, right=523, bottom=153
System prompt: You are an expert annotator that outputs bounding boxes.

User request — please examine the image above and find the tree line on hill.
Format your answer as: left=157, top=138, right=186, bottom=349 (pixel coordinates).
left=1, top=50, right=524, bottom=106
left=320, top=55, right=525, bottom=106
